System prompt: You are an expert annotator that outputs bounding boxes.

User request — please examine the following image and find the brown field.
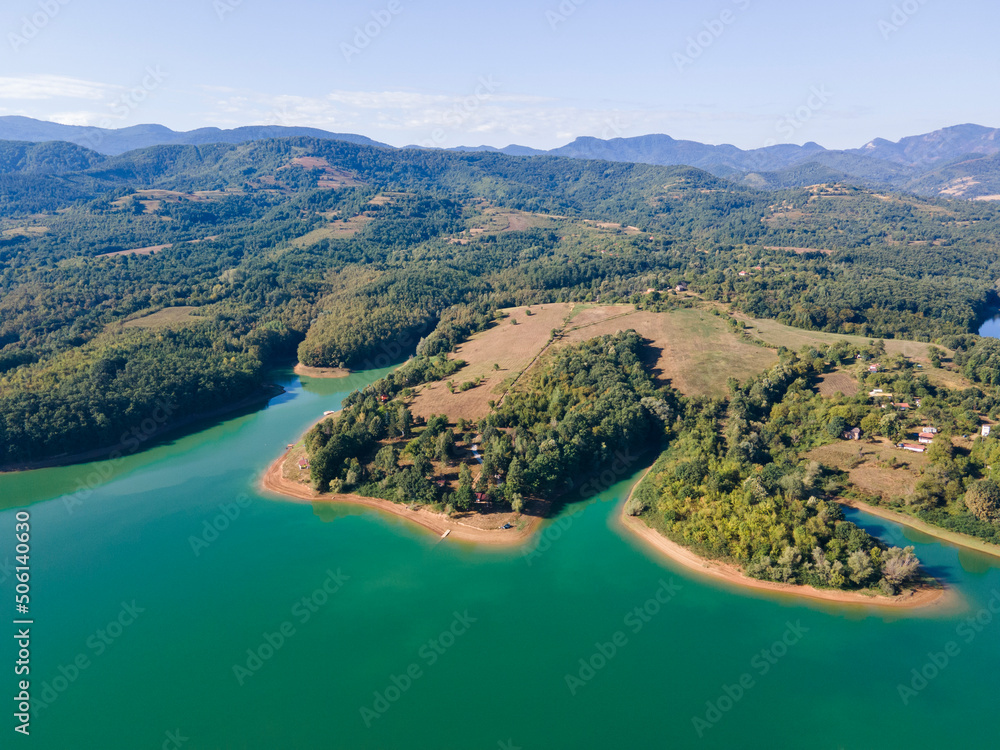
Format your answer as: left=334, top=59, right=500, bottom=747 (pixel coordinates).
left=733, top=314, right=948, bottom=361
left=923, top=366, right=975, bottom=391
left=291, top=215, right=372, bottom=246
left=816, top=370, right=859, bottom=397
left=807, top=437, right=930, bottom=500
left=287, top=156, right=362, bottom=188
left=466, top=208, right=559, bottom=236
left=408, top=304, right=573, bottom=421
left=559, top=307, right=778, bottom=397
left=1, top=225, right=48, bottom=238
left=122, top=306, right=202, bottom=329
left=410, top=304, right=783, bottom=420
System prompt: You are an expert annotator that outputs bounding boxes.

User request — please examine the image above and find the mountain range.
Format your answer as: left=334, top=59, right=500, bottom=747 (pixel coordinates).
left=2, top=116, right=999, bottom=200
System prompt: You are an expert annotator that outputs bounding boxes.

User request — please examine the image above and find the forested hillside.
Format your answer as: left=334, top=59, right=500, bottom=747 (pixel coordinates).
left=2, top=135, right=1000, bottom=466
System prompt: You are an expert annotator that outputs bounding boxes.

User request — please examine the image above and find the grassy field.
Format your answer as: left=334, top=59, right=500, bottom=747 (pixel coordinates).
left=560, top=307, right=778, bottom=397
left=807, top=437, right=930, bottom=500
left=291, top=215, right=372, bottom=247
left=122, top=306, right=202, bottom=329
left=409, top=303, right=574, bottom=421
left=734, top=313, right=943, bottom=359
left=410, top=303, right=783, bottom=424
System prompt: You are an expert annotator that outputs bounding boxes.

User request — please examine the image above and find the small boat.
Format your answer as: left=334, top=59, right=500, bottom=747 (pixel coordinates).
left=323, top=410, right=336, bottom=416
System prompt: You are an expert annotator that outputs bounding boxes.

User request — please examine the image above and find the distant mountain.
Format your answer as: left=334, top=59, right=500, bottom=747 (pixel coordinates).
left=4, top=117, right=1000, bottom=200
left=849, top=124, right=1000, bottom=167
left=0, top=116, right=388, bottom=156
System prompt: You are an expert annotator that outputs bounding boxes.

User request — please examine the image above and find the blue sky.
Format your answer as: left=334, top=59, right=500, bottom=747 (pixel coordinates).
left=1, top=0, right=997, bottom=150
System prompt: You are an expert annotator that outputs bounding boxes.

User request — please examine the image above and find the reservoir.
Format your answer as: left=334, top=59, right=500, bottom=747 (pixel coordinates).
left=2, top=365, right=1000, bottom=749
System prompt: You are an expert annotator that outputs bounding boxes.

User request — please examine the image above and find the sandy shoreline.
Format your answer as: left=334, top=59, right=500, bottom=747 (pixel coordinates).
left=260, top=443, right=542, bottom=546
left=294, top=363, right=351, bottom=379
left=616, top=468, right=954, bottom=612
left=838, top=498, right=1000, bottom=559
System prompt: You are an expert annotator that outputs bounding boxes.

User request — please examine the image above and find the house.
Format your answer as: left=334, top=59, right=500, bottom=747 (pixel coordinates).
left=896, top=403, right=911, bottom=410
left=918, top=434, right=935, bottom=445
left=298, top=458, right=310, bottom=470
left=738, top=271, right=749, bottom=277
left=675, top=282, right=689, bottom=292
left=843, top=427, right=862, bottom=441
left=901, top=444, right=926, bottom=453
left=868, top=364, right=880, bottom=373
left=379, top=395, right=389, bottom=403
left=921, top=427, right=938, bottom=434
left=983, top=425, right=992, bottom=437
left=869, top=390, right=893, bottom=398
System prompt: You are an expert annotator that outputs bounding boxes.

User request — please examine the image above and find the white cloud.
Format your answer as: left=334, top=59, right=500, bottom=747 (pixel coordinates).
left=0, top=75, right=117, bottom=101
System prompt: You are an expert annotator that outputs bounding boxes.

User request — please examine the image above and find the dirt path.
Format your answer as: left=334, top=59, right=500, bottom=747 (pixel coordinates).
left=616, top=467, right=956, bottom=613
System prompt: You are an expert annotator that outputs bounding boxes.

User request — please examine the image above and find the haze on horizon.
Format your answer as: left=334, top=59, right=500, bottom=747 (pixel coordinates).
left=0, top=0, right=997, bottom=151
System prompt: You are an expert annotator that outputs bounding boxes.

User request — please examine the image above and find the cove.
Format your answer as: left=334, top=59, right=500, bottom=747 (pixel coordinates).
left=2, top=364, right=1000, bottom=749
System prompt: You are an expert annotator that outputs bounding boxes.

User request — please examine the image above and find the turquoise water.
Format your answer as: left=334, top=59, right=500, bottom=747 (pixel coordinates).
left=3, top=366, right=1000, bottom=749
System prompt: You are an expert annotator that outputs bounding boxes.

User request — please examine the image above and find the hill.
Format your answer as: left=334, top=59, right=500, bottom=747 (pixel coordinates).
left=0, top=115, right=387, bottom=155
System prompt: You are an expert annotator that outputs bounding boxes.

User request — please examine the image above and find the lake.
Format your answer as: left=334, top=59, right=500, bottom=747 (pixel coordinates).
left=3, top=365, right=1000, bottom=749
left=978, top=313, right=1000, bottom=339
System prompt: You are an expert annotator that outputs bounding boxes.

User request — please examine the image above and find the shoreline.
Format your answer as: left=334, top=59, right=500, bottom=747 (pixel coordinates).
left=294, top=363, right=351, bottom=379
left=0, top=384, right=285, bottom=474
left=616, top=468, right=954, bottom=612
left=838, top=497, right=1000, bottom=559
left=259, top=443, right=543, bottom=546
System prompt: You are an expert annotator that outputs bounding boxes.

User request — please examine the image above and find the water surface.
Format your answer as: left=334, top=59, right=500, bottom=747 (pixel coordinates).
left=3, top=366, right=1000, bottom=749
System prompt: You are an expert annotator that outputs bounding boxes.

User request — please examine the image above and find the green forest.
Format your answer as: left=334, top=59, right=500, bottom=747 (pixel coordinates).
left=2, top=134, right=1000, bottom=483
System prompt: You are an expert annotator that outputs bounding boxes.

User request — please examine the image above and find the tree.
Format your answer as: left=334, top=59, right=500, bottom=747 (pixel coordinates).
left=965, top=478, right=1000, bottom=523
left=847, top=549, right=874, bottom=585
left=826, top=416, right=848, bottom=439
left=455, top=463, right=474, bottom=510
left=510, top=492, right=524, bottom=513
left=374, top=444, right=399, bottom=478
left=505, top=457, right=525, bottom=502
left=435, top=429, right=454, bottom=463
left=881, top=546, right=920, bottom=587
left=412, top=453, right=432, bottom=478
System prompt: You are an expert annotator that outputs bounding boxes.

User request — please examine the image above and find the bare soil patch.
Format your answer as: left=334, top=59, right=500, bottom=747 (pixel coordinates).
left=816, top=370, right=859, bottom=397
